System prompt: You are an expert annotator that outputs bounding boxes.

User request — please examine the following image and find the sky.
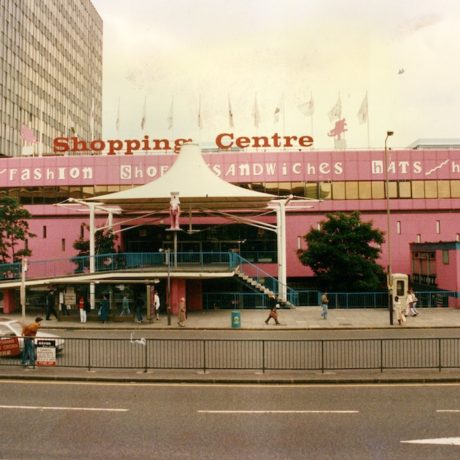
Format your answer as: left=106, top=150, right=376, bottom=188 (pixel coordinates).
left=91, top=0, right=460, bottom=150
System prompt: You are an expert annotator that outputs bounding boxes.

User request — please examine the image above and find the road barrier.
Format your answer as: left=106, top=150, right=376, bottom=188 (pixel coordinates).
left=1, top=337, right=460, bottom=373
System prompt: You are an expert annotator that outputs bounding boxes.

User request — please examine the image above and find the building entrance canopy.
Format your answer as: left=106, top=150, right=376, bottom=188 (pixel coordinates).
left=89, top=142, right=275, bottom=211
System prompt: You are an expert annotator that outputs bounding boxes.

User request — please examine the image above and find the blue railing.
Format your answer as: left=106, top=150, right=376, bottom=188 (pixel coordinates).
left=0, top=252, right=237, bottom=281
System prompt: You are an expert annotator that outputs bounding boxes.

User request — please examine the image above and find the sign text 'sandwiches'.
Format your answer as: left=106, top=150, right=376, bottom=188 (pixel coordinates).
left=53, top=133, right=314, bottom=155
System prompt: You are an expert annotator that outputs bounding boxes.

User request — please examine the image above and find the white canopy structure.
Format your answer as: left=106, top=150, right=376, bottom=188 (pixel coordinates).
left=87, top=142, right=290, bottom=302
left=91, top=142, right=275, bottom=211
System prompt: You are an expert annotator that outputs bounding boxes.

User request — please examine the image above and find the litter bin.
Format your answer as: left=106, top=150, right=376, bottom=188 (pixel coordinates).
left=231, top=310, right=241, bottom=328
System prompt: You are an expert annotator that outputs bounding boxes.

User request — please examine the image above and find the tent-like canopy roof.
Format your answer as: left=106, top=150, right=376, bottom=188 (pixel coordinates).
left=89, top=142, right=275, bottom=211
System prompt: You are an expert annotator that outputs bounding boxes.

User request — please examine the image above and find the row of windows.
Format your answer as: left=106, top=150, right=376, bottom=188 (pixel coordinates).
left=243, top=180, right=460, bottom=200
left=4, top=179, right=460, bottom=204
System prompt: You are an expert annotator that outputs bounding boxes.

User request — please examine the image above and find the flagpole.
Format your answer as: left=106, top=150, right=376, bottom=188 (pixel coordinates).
left=282, top=93, right=286, bottom=140
left=366, top=92, right=370, bottom=148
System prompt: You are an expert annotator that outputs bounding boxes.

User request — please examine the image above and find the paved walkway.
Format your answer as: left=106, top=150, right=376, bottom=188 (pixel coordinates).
left=15, top=306, right=460, bottom=330
left=1, top=307, right=460, bottom=384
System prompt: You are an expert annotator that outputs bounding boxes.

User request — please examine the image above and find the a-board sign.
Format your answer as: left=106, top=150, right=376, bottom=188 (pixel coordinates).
left=36, top=339, right=56, bottom=366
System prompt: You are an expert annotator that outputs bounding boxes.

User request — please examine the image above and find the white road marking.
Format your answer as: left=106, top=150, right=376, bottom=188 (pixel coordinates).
left=0, top=404, right=128, bottom=412
left=437, top=410, right=460, bottom=413
left=198, top=410, right=359, bottom=414
left=401, top=437, right=460, bottom=445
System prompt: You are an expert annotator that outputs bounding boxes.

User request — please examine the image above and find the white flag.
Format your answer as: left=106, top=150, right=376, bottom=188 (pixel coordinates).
left=228, top=96, right=234, bottom=128
left=141, top=97, right=146, bottom=131
left=252, top=94, right=261, bottom=128
left=90, top=97, right=95, bottom=139
left=115, top=98, right=120, bottom=132
left=328, top=95, right=342, bottom=123
left=274, top=105, right=281, bottom=123
left=197, top=96, right=202, bottom=129
left=357, top=93, right=368, bottom=125
left=298, top=95, right=314, bottom=117
left=167, top=97, right=174, bottom=130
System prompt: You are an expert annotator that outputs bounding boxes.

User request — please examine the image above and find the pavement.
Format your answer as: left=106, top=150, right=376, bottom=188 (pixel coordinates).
left=1, top=306, right=460, bottom=384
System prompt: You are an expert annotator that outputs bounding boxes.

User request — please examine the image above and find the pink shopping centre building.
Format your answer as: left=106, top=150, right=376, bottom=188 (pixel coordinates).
left=1, top=144, right=460, bottom=311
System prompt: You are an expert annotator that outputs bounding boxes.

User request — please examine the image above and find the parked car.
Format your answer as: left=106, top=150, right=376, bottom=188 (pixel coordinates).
left=0, top=317, right=64, bottom=357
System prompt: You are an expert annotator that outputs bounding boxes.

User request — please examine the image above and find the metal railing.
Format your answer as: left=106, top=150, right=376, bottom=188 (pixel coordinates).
left=2, top=337, right=460, bottom=373
left=231, top=253, right=299, bottom=305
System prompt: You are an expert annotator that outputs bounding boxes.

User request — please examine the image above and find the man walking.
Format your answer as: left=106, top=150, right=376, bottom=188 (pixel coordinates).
left=320, top=291, right=329, bottom=320
left=45, top=288, right=58, bottom=320
left=21, top=317, right=43, bottom=368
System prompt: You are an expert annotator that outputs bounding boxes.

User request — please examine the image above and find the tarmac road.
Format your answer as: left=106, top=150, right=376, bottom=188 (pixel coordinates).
left=1, top=380, right=459, bottom=460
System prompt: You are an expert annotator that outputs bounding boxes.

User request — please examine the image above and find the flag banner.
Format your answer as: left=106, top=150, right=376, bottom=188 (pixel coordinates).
left=228, top=96, right=234, bottom=128
left=252, top=94, right=260, bottom=128
left=90, top=97, right=95, bottom=138
left=357, top=93, right=368, bottom=124
left=20, top=124, right=37, bottom=144
left=167, top=98, right=174, bottom=130
left=328, top=95, right=342, bottom=122
left=116, top=98, right=120, bottom=132
left=298, top=96, right=314, bottom=117
left=141, top=97, right=146, bottom=130
left=20, top=124, right=37, bottom=156
left=197, top=96, right=202, bottom=129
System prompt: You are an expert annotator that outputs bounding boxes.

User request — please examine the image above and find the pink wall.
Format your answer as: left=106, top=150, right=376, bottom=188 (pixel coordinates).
left=2, top=148, right=460, bottom=187
left=3, top=148, right=460, bottom=284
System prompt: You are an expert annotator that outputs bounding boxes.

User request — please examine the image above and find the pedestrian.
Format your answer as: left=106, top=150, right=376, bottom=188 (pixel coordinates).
left=177, top=297, right=186, bottom=327
left=153, top=289, right=160, bottom=320
left=120, top=293, right=131, bottom=317
left=265, top=296, right=280, bottom=325
left=407, top=288, right=419, bottom=316
left=134, top=295, right=144, bottom=324
left=59, top=290, right=69, bottom=316
left=84, top=296, right=91, bottom=317
left=393, top=295, right=406, bottom=325
left=99, top=293, right=110, bottom=323
left=45, top=288, right=59, bottom=320
left=78, top=296, right=87, bottom=323
left=21, top=317, right=43, bottom=368
left=320, top=290, right=329, bottom=320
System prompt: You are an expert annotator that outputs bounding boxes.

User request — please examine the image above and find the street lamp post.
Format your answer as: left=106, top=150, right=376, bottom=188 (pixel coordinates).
left=160, top=248, right=172, bottom=326
left=384, top=130, right=394, bottom=325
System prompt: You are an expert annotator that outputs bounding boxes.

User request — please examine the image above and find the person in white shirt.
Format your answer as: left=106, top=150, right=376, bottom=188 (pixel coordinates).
left=153, top=290, right=161, bottom=320
left=407, top=289, right=419, bottom=316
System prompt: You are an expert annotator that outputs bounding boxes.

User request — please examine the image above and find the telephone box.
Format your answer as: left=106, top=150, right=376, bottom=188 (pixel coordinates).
left=390, top=273, right=409, bottom=306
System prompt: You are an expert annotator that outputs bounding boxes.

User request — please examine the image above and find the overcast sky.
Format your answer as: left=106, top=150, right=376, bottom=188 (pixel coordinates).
left=91, top=0, right=460, bottom=150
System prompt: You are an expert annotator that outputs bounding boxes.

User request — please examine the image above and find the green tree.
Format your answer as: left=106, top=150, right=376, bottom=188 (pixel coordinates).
left=297, top=211, right=386, bottom=291
left=0, top=196, right=36, bottom=264
left=72, top=224, right=118, bottom=272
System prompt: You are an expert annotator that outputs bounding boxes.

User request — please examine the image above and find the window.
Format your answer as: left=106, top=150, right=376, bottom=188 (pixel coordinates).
left=332, top=181, right=345, bottom=199
left=61, top=238, right=65, bottom=251
left=442, top=250, right=449, bottom=265
left=436, top=220, right=440, bottom=234
left=438, top=181, right=450, bottom=198
left=42, top=225, right=47, bottom=238
left=425, top=181, right=437, bottom=199
left=396, top=221, right=401, bottom=234
left=412, top=181, right=425, bottom=198
left=371, top=181, right=384, bottom=199
left=345, top=181, right=358, bottom=199
left=398, top=181, right=411, bottom=198
left=359, top=182, right=372, bottom=199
